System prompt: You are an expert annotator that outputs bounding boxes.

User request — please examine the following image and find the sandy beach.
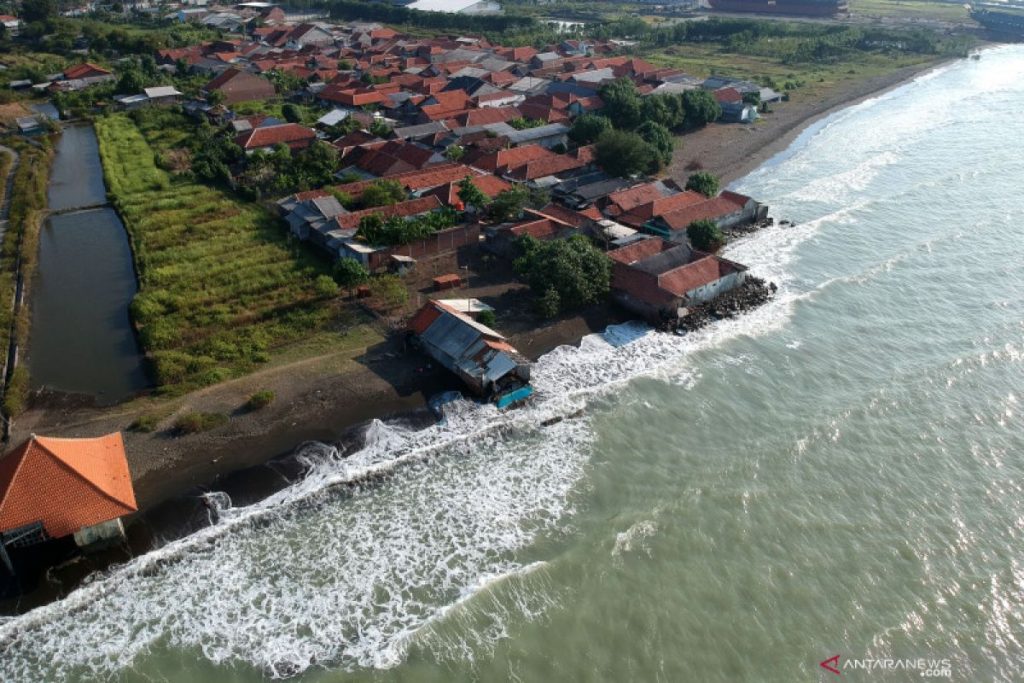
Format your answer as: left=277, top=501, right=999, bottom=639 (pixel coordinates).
left=9, top=56, right=953, bottom=515
left=669, top=59, right=952, bottom=187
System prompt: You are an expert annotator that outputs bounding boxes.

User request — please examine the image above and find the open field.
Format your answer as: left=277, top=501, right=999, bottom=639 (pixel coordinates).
left=849, top=0, right=972, bottom=23
left=95, top=114, right=341, bottom=394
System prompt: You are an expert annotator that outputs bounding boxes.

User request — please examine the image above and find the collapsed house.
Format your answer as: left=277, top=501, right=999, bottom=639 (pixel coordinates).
left=408, top=300, right=531, bottom=402
left=0, top=433, right=137, bottom=573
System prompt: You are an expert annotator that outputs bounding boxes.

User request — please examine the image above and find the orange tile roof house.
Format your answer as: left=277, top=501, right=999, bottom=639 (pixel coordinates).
left=203, top=67, right=277, bottom=104
left=235, top=123, right=317, bottom=153
left=63, top=62, right=112, bottom=80
left=0, top=433, right=137, bottom=550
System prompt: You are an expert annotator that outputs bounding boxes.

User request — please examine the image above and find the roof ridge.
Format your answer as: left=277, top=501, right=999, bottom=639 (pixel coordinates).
left=33, top=435, right=137, bottom=512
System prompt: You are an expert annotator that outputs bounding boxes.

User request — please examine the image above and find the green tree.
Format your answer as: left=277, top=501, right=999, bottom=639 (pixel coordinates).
left=682, top=90, right=722, bottom=129
left=568, top=113, right=611, bottom=145
left=23, top=0, right=57, bottom=23
left=686, top=171, right=720, bottom=198
left=360, top=179, right=406, bottom=208
left=282, top=103, right=302, bottom=123
left=371, top=274, right=408, bottom=310
left=595, top=129, right=660, bottom=177
left=637, top=121, right=674, bottom=167
left=457, top=175, right=488, bottom=212
left=513, top=235, right=611, bottom=317
left=687, top=218, right=725, bottom=252
left=488, top=185, right=529, bottom=222
left=369, top=118, right=392, bottom=138
left=598, top=78, right=643, bottom=130
left=334, top=257, right=370, bottom=292
left=445, top=144, right=465, bottom=161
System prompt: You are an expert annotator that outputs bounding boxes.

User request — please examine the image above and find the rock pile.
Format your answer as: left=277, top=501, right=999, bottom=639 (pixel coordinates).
left=669, top=277, right=777, bottom=333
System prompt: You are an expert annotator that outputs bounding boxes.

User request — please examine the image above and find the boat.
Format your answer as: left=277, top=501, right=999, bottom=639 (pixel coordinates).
left=970, top=5, right=1024, bottom=40
left=705, top=0, right=848, bottom=18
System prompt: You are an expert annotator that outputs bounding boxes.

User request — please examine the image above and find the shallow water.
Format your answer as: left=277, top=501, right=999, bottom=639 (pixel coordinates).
left=3, top=47, right=1024, bottom=681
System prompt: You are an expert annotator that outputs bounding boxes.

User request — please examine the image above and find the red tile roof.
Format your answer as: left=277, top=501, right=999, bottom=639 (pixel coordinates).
left=657, top=192, right=752, bottom=231
left=505, top=153, right=586, bottom=181
left=63, top=62, right=111, bottom=80
left=335, top=195, right=443, bottom=230
left=236, top=123, right=316, bottom=151
left=0, top=433, right=137, bottom=539
left=465, top=143, right=555, bottom=172
left=659, top=256, right=740, bottom=297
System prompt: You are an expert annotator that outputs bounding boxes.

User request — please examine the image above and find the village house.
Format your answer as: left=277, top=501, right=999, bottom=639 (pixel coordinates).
left=0, top=433, right=137, bottom=572
left=235, top=122, right=317, bottom=153
left=203, top=67, right=276, bottom=104
left=607, top=238, right=749, bottom=322
left=408, top=300, right=531, bottom=398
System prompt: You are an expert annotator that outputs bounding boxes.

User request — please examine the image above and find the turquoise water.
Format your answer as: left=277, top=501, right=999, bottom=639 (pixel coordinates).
left=2, top=47, right=1023, bottom=682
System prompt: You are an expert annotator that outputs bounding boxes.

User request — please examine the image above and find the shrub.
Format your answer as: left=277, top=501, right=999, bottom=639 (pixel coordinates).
left=686, top=171, right=720, bottom=198
left=477, top=309, right=497, bottom=327
left=129, top=413, right=161, bottom=433
left=370, top=274, right=408, bottom=310
left=687, top=219, right=725, bottom=251
left=3, top=367, right=30, bottom=417
left=246, top=390, right=275, bottom=410
left=315, top=274, right=339, bottom=297
left=334, top=257, right=370, bottom=291
left=174, top=411, right=229, bottom=434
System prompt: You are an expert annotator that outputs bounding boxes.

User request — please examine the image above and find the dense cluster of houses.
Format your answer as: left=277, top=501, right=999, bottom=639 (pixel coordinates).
left=11, top=7, right=774, bottom=400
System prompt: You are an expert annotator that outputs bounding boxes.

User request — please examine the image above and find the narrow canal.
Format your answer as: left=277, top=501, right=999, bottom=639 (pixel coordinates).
left=29, top=125, right=149, bottom=404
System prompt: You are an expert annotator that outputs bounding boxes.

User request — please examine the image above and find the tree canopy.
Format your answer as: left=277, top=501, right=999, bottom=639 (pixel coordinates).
left=595, top=129, right=661, bottom=178
left=686, top=171, right=720, bottom=198
left=637, top=121, right=675, bottom=168
left=513, top=235, right=611, bottom=317
left=687, top=218, right=725, bottom=252
left=457, top=175, right=488, bottom=211
left=568, top=113, right=612, bottom=145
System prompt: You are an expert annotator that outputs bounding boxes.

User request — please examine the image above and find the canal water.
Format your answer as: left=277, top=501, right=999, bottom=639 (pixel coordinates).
left=29, top=125, right=148, bottom=404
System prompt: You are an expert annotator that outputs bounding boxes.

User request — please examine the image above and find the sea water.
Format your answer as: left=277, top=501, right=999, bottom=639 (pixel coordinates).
left=2, top=45, right=1023, bottom=682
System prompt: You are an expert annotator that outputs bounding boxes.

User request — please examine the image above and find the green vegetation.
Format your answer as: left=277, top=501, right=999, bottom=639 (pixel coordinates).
left=95, top=114, right=336, bottom=394
left=637, top=121, right=674, bottom=168
left=369, top=274, right=409, bottom=310
left=508, top=117, right=546, bottom=131
left=246, top=390, right=276, bottom=411
left=569, top=114, right=612, bottom=146
left=457, top=175, right=489, bottom=211
left=686, top=172, right=721, bottom=198
left=356, top=207, right=458, bottom=247
left=687, top=219, right=725, bottom=252
left=360, top=179, right=407, bottom=209
left=174, top=411, right=229, bottom=434
left=129, top=413, right=161, bottom=433
left=595, top=129, right=662, bottom=178
left=514, top=235, right=611, bottom=318
left=476, top=309, right=497, bottom=328
left=333, top=257, right=370, bottom=293
left=0, top=138, right=53, bottom=419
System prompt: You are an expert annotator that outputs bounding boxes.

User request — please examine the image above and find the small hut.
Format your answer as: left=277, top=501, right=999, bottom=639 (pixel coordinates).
left=0, top=433, right=137, bottom=572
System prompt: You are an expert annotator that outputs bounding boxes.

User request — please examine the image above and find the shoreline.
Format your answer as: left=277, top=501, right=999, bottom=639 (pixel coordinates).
left=13, top=55, right=960, bottom=517
left=669, top=56, right=960, bottom=188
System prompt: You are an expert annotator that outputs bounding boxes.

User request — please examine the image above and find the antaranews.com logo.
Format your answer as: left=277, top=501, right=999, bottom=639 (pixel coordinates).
left=820, top=654, right=952, bottom=678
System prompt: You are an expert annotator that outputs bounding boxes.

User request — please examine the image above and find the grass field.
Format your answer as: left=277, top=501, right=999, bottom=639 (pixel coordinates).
left=95, top=114, right=342, bottom=394
left=849, top=0, right=971, bottom=23
left=645, top=42, right=940, bottom=102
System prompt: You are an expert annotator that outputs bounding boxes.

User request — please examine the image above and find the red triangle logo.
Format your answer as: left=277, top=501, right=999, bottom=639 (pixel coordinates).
left=820, top=654, right=841, bottom=675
